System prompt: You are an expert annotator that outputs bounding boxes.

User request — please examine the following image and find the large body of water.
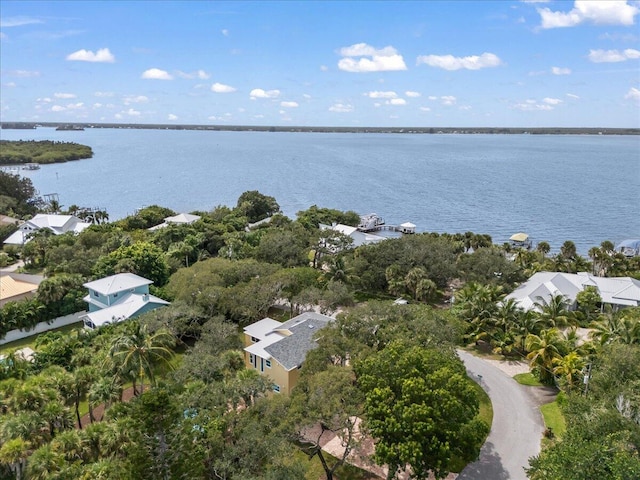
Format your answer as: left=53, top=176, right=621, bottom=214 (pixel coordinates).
left=1, top=128, right=638, bottom=254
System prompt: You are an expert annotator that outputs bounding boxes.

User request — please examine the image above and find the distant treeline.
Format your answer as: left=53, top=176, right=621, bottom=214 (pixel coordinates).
left=0, top=140, right=93, bottom=164
left=1, top=122, right=638, bottom=135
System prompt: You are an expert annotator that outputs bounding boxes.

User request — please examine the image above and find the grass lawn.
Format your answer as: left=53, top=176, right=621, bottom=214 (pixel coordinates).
left=513, top=372, right=544, bottom=387
left=540, top=400, right=566, bottom=443
left=0, top=322, right=83, bottom=356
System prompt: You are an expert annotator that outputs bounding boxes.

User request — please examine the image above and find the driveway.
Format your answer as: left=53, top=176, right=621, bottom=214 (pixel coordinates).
left=457, top=350, right=547, bottom=480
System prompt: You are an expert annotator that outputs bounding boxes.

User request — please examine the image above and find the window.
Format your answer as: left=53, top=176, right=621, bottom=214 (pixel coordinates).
left=251, top=336, right=259, bottom=343
left=113, top=292, right=118, bottom=298
left=272, top=384, right=280, bottom=393
left=93, top=291, right=99, bottom=297
left=249, top=354, right=254, bottom=365
left=265, top=359, right=271, bottom=368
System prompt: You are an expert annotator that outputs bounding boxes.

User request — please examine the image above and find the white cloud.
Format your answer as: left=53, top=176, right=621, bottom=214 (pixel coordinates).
left=141, top=68, right=173, bottom=80
left=416, top=52, right=502, bottom=70
left=537, top=1, right=639, bottom=29
left=123, top=95, right=149, bottom=105
left=459, top=105, right=472, bottom=111
left=405, top=91, right=421, bottom=97
left=551, top=66, right=571, bottom=75
left=625, top=87, right=640, bottom=102
left=420, top=106, right=431, bottom=112
left=94, top=91, right=115, bottom=97
left=366, top=91, right=398, bottom=99
left=428, top=96, right=438, bottom=101
left=337, top=43, right=407, bottom=72
left=512, top=99, right=555, bottom=111
left=543, top=97, right=563, bottom=105
left=93, top=103, right=103, bottom=108
left=329, top=103, right=354, bottom=112
left=54, top=93, right=76, bottom=99
left=441, top=95, right=457, bottom=106
left=66, top=48, right=115, bottom=63
left=222, top=29, right=229, bottom=36
left=168, top=114, right=178, bottom=120
left=0, top=16, right=44, bottom=27
left=211, top=82, right=237, bottom=93
left=281, top=101, right=299, bottom=108
left=51, top=105, right=66, bottom=112
left=588, top=48, right=640, bottom=62
left=386, top=98, right=407, bottom=106
left=125, top=108, right=141, bottom=116
left=177, top=69, right=211, bottom=79
left=250, top=88, right=280, bottom=99
left=320, top=65, right=329, bottom=71
left=8, top=70, right=40, bottom=78
left=303, top=94, right=311, bottom=99
left=566, top=93, right=580, bottom=99
left=37, top=97, right=52, bottom=103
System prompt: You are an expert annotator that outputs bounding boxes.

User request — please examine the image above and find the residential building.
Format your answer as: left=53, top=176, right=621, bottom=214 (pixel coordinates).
left=0, top=273, right=43, bottom=307
left=504, top=271, right=640, bottom=311
left=80, top=272, right=169, bottom=329
left=148, top=213, right=201, bottom=231
left=3, top=214, right=91, bottom=245
left=319, top=223, right=386, bottom=248
left=243, top=312, right=333, bottom=394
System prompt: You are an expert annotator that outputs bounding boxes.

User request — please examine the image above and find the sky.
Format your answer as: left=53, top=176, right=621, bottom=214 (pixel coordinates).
left=1, top=0, right=639, bottom=128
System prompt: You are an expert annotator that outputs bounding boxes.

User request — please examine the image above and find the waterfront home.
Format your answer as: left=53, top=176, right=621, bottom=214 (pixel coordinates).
left=80, top=273, right=169, bottom=329
left=0, top=273, right=43, bottom=307
left=148, top=213, right=201, bottom=231
left=243, top=312, right=333, bottom=394
left=2, top=214, right=91, bottom=245
left=616, top=239, right=640, bottom=257
left=504, top=271, right=640, bottom=311
left=319, top=223, right=386, bottom=248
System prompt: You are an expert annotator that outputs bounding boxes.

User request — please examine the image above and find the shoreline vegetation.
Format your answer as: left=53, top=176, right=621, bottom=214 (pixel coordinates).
left=1, top=121, right=638, bottom=135
left=0, top=140, right=93, bottom=165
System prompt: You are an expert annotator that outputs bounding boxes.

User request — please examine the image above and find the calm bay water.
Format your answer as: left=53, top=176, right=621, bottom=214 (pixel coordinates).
left=1, top=128, right=639, bottom=254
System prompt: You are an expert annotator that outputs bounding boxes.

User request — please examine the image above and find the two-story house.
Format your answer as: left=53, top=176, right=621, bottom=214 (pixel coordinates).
left=3, top=214, right=91, bottom=245
left=81, top=272, right=169, bottom=329
left=243, top=312, right=333, bottom=394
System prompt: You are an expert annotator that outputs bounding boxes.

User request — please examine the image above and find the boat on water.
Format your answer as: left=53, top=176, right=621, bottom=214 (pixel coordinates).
left=22, top=163, right=41, bottom=170
left=56, top=125, right=85, bottom=131
left=358, top=213, right=385, bottom=231
left=509, top=232, right=532, bottom=250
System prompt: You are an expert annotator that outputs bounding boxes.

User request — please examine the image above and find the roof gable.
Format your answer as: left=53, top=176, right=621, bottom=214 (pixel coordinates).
left=83, top=273, right=153, bottom=295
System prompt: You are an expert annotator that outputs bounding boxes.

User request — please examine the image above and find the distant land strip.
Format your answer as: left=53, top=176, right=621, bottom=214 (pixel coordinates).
left=1, top=122, right=638, bottom=135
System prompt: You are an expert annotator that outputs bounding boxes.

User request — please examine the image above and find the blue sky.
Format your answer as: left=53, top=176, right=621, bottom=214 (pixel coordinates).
left=1, top=0, right=639, bottom=127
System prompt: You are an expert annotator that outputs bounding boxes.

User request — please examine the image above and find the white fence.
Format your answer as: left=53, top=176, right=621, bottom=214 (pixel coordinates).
left=0, top=311, right=85, bottom=346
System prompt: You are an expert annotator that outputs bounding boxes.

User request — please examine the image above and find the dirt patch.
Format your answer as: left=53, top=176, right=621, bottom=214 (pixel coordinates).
left=77, top=386, right=137, bottom=429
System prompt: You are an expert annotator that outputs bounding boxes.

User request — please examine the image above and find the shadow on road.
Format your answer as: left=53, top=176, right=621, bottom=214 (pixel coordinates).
left=457, top=441, right=511, bottom=480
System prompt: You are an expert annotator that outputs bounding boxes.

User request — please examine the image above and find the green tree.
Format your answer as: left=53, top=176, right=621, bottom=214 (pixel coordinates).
left=356, top=342, right=488, bottom=479
left=93, top=241, right=170, bottom=286
left=525, top=328, right=564, bottom=384
left=236, top=190, right=280, bottom=223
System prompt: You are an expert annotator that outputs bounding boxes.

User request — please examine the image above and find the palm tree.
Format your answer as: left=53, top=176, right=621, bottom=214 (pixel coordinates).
left=535, top=293, right=574, bottom=328
left=0, top=437, right=30, bottom=480
left=25, top=443, right=64, bottom=480
left=552, top=351, right=585, bottom=392
left=536, top=241, right=551, bottom=259
left=526, top=328, right=564, bottom=384
left=88, top=376, right=121, bottom=421
left=108, top=323, right=175, bottom=396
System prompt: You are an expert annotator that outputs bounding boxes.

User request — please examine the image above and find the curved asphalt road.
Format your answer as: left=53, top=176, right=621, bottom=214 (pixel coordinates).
left=457, top=350, right=545, bottom=480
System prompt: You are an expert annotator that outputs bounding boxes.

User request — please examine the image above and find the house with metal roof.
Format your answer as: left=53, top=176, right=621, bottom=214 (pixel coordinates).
left=3, top=214, right=91, bottom=245
left=148, top=213, right=201, bottom=231
left=504, top=271, right=640, bottom=311
left=80, top=272, right=169, bottom=329
left=243, top=312, right=333, bottom=394
left=319, top=223, right=386, bottom=248
left=616, top=239, right=640, bottom=257
left=0, top=273, right=43, bottom=307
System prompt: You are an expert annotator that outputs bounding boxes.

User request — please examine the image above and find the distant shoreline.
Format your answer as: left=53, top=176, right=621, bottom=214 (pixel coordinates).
left=1, top=122, right=638, bottom=136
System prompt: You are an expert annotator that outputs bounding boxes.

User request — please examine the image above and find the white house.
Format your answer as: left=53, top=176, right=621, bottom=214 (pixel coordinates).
left=80, top=273, right=169, bottom=329
left=3, top=214, right=91, bottom=245
left=319, top=223, right=387, bottom=248
left=504, top=271, right=640, bottom=311
left=148, top=213, right=201, bottom=231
